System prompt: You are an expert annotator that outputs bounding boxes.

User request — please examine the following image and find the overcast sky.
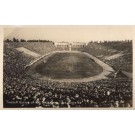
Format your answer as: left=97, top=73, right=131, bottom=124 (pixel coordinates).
left=4, top=26, right=133, bottom=42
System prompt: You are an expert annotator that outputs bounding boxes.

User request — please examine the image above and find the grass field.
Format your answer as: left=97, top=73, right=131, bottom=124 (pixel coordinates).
left=35, top=52, right=103, bottom=79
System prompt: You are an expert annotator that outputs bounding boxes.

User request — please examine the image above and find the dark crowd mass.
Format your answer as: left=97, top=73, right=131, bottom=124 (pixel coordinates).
left=3, top=40, right=133, bottom=108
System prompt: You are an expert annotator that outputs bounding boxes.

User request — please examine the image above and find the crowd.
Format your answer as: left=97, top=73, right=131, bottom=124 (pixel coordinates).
left=81, top=41, right=132, bottom=72
left=4, top=78, right=132, bottom=108
left=104, top=53, right=132, bottom=72
left=4, top=42, right=56, bottom=55
left=3, top=41, right=133, bottom=108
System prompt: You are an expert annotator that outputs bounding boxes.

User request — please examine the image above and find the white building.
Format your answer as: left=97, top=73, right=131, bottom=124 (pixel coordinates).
left=71, top=42, right=87, bottom=48
left=54, top=42, right=70, bottom=47
left=54, top=42, right=87, bottom=48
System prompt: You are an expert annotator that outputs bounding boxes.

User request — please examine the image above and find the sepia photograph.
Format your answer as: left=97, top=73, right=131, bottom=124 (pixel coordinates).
left=1, top=1, right=135, bottom=135
left=3, top=26, right=133, bottom=109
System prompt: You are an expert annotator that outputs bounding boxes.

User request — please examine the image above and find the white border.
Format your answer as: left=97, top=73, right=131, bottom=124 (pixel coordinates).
left=0, top=1, right=135, bottom=135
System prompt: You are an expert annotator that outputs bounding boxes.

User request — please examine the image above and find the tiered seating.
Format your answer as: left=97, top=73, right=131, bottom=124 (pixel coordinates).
left=3, top=41, right=132, bottom=108
left=81, top=41, right=132, bottom=72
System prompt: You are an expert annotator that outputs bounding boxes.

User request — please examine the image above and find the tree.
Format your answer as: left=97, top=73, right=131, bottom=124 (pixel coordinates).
left=20, top=39, right=26, bottom=42
left=13, top=37, right=19, bottom=42
left=5, top=39, right=12, bottom=42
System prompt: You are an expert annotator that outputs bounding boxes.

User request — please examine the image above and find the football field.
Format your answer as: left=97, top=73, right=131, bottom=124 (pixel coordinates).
left=35, top=52, right=103, bottom=79
left=26, top=51, right=114, bottom=82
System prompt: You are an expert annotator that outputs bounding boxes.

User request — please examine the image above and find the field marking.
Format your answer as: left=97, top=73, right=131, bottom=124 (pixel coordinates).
left=27, top=51, right=115, bottom=83
left=16, top=47, right=41, bottom=57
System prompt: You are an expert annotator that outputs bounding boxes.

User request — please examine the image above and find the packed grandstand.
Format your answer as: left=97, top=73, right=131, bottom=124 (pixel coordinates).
left=3, top=39, right=132, bottom=108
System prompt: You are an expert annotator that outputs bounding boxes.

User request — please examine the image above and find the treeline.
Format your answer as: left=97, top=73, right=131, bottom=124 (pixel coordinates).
left=89, top=40, right=132, bottom=44
left=4, top=38, right=53, bottom=43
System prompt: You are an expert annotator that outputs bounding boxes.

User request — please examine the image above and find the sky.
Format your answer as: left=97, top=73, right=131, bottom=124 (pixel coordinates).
left=4, top=26, right=133, bottom=42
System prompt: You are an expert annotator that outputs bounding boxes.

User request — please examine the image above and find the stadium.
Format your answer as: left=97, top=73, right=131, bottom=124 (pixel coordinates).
left=3, top=39, right=133, bottom=108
